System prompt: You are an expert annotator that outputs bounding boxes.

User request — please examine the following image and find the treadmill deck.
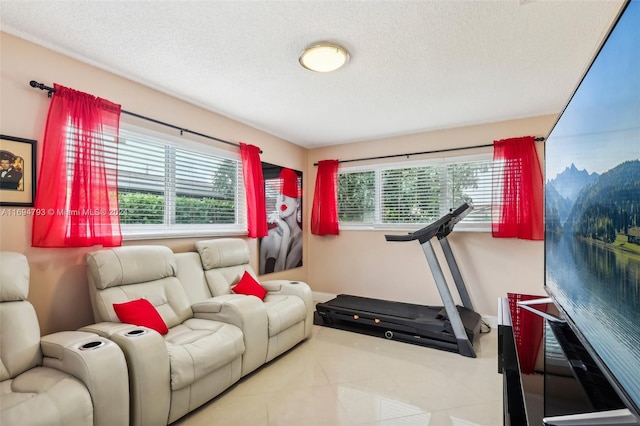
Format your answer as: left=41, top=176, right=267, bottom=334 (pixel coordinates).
left=315, top=294, right=482, bottom=356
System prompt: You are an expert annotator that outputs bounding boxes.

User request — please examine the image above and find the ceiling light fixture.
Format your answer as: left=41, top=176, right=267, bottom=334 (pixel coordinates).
left=299, top=42, right=350, bottom=72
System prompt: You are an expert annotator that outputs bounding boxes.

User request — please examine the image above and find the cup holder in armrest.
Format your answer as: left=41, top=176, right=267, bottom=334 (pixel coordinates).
left=79, top=341, right=106, bottom=351
left=125, top=329, right=148, bottom=337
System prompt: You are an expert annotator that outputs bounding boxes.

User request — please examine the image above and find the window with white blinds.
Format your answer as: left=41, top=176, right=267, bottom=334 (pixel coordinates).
left=102, top=125, right=245, bottom=239
left=337, top=153, right=493, bottom=230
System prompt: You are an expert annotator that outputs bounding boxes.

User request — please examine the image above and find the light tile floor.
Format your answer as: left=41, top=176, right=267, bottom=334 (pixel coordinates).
left=173, top=325, right=502, bottom=426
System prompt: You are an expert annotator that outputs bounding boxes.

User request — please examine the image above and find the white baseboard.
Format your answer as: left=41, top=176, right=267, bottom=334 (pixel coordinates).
left=312, top=291, right=337, bottom=304
left=481, top=314, right=498, bottom=329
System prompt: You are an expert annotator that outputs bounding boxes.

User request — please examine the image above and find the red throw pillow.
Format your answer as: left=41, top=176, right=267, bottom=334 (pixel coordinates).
left=232, top=271, right=267, bottom=300
left=113, top=298, right=169, bottom=335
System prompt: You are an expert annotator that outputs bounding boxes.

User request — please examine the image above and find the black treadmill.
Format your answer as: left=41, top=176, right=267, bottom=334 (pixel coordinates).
left=315, top=202, right=483, bottom=358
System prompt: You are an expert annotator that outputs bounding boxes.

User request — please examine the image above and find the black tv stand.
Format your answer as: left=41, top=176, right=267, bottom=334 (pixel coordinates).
left=499, top=296, right=637, bottom=425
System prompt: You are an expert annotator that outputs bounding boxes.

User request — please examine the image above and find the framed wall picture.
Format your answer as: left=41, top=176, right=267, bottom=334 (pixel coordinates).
left=0, top=134, right=37, bottom=206
left=259, top=162, right=303, bottom=274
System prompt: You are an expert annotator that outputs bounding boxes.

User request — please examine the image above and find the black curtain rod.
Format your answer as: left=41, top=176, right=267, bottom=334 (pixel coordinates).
left=29, top=80, right=252, bottom=152
left=313, top=137, right=545, bottom=166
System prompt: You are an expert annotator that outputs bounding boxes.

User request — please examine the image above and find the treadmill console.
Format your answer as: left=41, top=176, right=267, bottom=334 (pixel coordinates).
left=385, top=202, right=474, bottom=244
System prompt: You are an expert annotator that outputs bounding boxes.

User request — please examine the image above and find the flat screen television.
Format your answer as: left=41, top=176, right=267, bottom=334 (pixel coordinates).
left=544, top=0, right=640, bottom=422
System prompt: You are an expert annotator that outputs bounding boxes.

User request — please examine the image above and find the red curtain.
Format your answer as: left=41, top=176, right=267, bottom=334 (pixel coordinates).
left=311, top=159, right=339, bottom=236
left=32, top=84, right=122, bottom=248
left=492, top=136, right=544, bottom=240
left=239, top=142, right=267, bottom=238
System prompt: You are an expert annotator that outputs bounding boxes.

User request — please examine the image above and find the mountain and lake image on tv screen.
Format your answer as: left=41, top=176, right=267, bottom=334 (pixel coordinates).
left=544, top=0, right=639, bottom=415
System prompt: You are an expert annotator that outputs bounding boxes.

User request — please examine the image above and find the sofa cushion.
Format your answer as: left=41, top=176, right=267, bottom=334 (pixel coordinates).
left=202, top=267, right=247, bottom=297
left=164, top=319, right=244, bottom=391
left=232, top=272, right=267, bottom=300
left=86, top=245, right=194, bottom=327
left=0, top=252, right=29, bottom=302
left=175, top=252, right=212, bottom=303
left=113, top=298, right=169, bottom=335
left=195, top=239, right=250, bottom=270
left=264, top=295, right=308, bottom=337
left=92, top=276, right=194, bottom=329
left=0, top=366, right=93, bottom=425
left=0, top=300, right=42, bottom=381
left=86, top=246, right=177, bottom=290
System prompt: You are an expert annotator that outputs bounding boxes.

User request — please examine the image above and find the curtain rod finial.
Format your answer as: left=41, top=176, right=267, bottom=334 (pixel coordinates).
left=29, top=80, right=55, bottom=97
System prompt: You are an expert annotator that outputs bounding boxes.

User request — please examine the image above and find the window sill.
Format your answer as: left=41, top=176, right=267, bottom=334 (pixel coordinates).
left=338, top=223, right=491, bottom=233
left=121, top=225, right=247, bottom=241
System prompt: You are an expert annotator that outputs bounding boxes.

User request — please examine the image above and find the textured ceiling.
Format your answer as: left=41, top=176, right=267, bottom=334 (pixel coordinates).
left=0, top=0, right=624, bottom=148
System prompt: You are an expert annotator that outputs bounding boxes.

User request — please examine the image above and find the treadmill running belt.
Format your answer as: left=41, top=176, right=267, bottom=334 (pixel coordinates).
left=325, top=294, right=439, bottom=319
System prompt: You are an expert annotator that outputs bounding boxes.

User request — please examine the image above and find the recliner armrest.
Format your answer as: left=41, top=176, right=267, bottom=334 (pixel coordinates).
left=40, top=330, right=129, bottom=426
left=79, top=322, right=171, bottom=426
left=261, top=279, right=311, bottom=299
left=192, top=294, right=268, bottom=376
left=79, top=321, right=140, bottom=337
left=262, top=280, right=314, bottom=338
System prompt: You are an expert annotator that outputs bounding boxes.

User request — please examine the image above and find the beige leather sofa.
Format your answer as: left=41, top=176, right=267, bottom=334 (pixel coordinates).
left=0, top=252, right=129, bottom=426
left=82, top=245, right=245, bottom=425
left=182, top=238, right=313, bottom=373
left=82, top=238, right=313, bottom=426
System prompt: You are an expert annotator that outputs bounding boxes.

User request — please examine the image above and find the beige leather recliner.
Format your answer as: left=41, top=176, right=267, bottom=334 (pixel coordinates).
left=192, top=238, right=313, bottom=364
left=81, top=245, right=245, bottom=426
left=173, top=238, right=314, bottom=377
left=0, top=252, right=129, bottom=426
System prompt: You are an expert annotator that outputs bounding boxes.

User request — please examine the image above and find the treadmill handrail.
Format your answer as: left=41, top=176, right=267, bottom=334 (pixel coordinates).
left=385, top=202, right=473, bottom=244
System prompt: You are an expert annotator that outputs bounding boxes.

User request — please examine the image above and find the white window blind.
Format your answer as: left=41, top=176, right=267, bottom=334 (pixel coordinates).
left=338, top=153, right=493, bottom=230
left=112, top=125, right=246, bottom=239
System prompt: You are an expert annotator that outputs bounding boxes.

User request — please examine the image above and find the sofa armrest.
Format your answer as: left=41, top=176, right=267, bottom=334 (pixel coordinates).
left=40, top=330, right=129, bottom=426
left=262, top=280, right=314, bottom=338
left=79, top=321, right=139, bottom=337
left=192, top=294, right=268, bottom=376
left=79, top=322, right=171, bottom=426
left=261, top=279, right=312, bottom=300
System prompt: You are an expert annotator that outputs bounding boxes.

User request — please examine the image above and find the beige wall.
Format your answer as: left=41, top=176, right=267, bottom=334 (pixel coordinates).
left=0, top=32, right=308, bottom=334
left=306, top=115, right=556, bottom=316
left=1, top=31, right=556, bottom=336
